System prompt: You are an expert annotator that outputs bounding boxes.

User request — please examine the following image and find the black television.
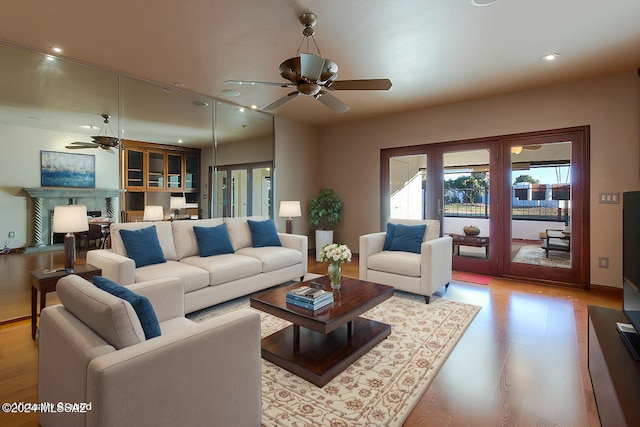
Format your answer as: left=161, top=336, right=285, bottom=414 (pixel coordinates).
left=621, top=191, right=640, bottom=360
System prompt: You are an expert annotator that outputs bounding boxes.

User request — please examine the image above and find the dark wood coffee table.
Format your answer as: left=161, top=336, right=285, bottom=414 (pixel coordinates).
left=250, top=275, right=393, bottom=387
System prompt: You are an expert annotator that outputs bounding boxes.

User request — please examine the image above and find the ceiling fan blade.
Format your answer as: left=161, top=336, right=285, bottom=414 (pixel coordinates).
left=315, top=91, right=350, bottom=113
left=329, top=79, right=392, bottom=91
left=524, top=144, right=543, bottom=150
left=225, top=80, right=290, bottom=87
left=300, top=53, right=325, bottom=82
left=66, top=142, right=99, bottom=149
left=263, top=92, right=299, bottom=111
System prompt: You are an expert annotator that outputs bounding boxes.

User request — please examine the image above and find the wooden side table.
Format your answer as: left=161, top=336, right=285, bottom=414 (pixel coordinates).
left=449, top=233, right=490, bottom=259
left=31, top=264, right=102, bottom=339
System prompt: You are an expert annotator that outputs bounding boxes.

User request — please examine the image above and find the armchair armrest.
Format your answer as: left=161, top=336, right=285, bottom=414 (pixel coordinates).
left=87, top=249, right=136, bottom=286
left=279, top=232, right=309, bottom=276
left=419, top=236, right=453, bottom=295
left=359, top=232, right=386, bottom=279
left=86, top=308, right=261, bottom=427
left=126, top=278, right=183, bottom=322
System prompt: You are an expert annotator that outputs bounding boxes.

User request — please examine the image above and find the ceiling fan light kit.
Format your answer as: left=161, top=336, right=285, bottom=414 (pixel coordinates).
left=66, top=113, right=120, bottom=153
left=225, top=12, right=392, bottom=113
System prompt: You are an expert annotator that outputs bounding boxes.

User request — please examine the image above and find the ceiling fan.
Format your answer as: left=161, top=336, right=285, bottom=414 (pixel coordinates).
left=511, top=145, right=542, bottom=154
left=66, top=114, right=120, bottom=153
left=225, top=13, right=392, bottom=113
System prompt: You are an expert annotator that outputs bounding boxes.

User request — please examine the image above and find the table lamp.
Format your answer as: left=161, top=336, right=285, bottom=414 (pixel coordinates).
left=143, top=205, right=164, bottom=221
left=52, top=205, right=89, bottom=272
left=170, top=196, right=187, bottom=219
left=279, top=201, right=301, bottom=234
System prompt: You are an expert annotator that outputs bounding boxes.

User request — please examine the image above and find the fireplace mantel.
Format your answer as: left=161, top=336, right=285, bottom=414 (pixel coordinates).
left=24, top=187, right=121, bottom=246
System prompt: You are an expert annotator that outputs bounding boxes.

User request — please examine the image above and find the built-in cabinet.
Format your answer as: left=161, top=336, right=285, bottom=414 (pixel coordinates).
left=122, top=140, right=201, bottom=221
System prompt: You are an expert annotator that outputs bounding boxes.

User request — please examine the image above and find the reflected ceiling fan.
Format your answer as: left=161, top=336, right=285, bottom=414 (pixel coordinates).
left=511, top=145, right=542, bottom=154
left=66, top=114, right=120, bottom=153
left=225, top=13, right=392, bottom=113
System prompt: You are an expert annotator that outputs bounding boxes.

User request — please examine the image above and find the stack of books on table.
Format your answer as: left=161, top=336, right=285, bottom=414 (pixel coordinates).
left=286, top=286, right=334, bottom=310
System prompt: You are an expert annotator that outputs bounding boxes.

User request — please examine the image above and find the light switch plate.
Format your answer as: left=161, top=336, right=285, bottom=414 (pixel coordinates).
left=599, top=193, right=619, bottom=204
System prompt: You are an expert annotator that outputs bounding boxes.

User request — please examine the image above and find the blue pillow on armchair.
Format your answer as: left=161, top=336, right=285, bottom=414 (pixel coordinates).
left=383, top=223, right=397, bottom=251
left=247, top=219, right=282, bottom=247
left=388, top=223, right=426, bottom=254
left=119, top=226, right=166, bottom=268
left=93, top=276, right=161, bottom=340
left=193, top=224, right=235, bottom=256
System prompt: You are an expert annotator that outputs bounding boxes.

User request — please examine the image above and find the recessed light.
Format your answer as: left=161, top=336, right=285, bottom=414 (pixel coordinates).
left=222, top=89, right=240, bottom=97
left=45, top=55, right=55, bottom=61
left=192, top=100, right=209, bottom=107
left=51, top=46, right=63, bottom=53
left=542, top=53, right=560, bottom=61
left=250, top=105, right=258, bottom=110
left=178, top=139, right=183, bottom=144
left=239, top=108, right=246, bottom=112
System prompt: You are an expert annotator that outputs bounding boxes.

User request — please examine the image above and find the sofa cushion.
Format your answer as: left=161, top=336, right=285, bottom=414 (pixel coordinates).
left=93, top=276, right=161, bottom=340
left=179, top=254, right=262, bottom=286
left=388, top=223, right=426, bottom=254
left=193, top=224, right=235, bottom=256
left=247, top=219, right=281, bottom=248
left=173, top=218, right=224, bottom=259
left=236, top=247, right=301, bottom=273
left=368, top=251, right=421, bottom=277
left=56, top=275, right=146, bottom=350
left=110, top=221, right=178, bottom=261
left=224, top=216, right=269, bottom=250
left=134, top=260, right=210, bottom=293
left=119, top=226, right=167, bottom=267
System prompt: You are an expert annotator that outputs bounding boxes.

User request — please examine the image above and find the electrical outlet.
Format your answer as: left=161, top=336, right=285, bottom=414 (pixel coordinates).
left=599, top=257, right=609, bottom=268
left=8, top=231, right=15, bottom=238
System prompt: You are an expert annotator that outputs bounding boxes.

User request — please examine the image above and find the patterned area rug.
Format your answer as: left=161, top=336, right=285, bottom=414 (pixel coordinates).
left=189, top=291, right=480, bottom=427
left=513, top=245, right=571, bottom=268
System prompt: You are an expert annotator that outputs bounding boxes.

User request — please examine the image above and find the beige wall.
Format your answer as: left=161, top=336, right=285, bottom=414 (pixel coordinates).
left=321, top=71, right=640, bottom=288
left=274, top=116, right=322, bottom=242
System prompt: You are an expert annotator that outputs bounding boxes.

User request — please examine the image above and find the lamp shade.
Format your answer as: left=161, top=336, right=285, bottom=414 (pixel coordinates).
left=143, top=205, right=164, bottom=221
left=279, top=201, right=301, bottom=218
left=52, top=205, right=89, bottom=233
left=170, top=196, right=187, bottom=210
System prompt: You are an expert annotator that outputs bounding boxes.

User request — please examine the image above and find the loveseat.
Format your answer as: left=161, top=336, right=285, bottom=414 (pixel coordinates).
left=87, top=216, right=307, bottom=313
left=39, top=274, right=261, bottom=427
left=359, top=219, right=452, bottom=303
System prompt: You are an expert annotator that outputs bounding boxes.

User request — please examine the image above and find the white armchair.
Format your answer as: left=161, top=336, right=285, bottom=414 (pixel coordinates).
left=38, top=274, right=261, bottom=427
left=359, top=219, right=452, bottom=303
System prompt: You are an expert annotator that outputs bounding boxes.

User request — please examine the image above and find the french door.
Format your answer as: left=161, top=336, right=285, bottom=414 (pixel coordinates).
left=214, top=162, right=273, bottom=218
left=381, top=126, right=590, bottom=287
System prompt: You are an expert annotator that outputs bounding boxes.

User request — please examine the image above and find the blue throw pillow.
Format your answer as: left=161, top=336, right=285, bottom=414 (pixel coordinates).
left=92, top=276, right=161, bottom=340
left=383, top=223, right=397, bottom=251
left=247, top=219, right=282, bottom=248
left=193, top=224, right=235, bottom=256
left=389, top=223, right=426, bottom=254
left=119, top=226, right=166, bottom=268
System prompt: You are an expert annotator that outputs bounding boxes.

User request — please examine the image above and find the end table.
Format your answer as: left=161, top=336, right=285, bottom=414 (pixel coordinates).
left=31, top=264, right=102, bottom=339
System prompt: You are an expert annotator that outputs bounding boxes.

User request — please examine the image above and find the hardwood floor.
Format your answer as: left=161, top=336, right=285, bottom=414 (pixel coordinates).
left=0, top=251, right=621, bottom=426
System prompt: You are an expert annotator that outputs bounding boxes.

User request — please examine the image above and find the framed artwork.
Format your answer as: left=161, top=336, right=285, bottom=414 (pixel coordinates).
left=41, top=150, right=96, bottom=188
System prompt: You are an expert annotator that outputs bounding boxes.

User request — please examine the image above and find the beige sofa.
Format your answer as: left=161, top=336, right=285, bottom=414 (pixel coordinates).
left=39, top=274, right=261, bottom=427
left=359, top=219, right=452, bottom=303
left=87, top=216, right=308, bottom=314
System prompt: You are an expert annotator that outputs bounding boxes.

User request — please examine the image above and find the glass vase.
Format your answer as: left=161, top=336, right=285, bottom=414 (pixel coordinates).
left=328, top=263, right=341, bottom=289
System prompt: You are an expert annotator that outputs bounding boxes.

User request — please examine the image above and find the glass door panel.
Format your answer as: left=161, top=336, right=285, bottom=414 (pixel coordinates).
left=388, top=154, right=427, bottom=219
left=231, top=169, right=247, bottom=217
left=441, top=147, right=493, bottom=274
left=251, top=167, right=271, bottom=217
left=215, top=170, right=227, bottom=217
left=506, top=141, right=574, bottom=282
left=148, top=152, right=165, bottom=188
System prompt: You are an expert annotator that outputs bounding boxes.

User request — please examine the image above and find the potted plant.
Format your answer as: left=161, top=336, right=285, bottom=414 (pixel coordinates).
left=309, top=188, right=343, bottom=261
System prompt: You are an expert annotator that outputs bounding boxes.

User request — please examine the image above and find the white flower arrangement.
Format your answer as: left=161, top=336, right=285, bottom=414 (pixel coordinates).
left=320, top=243, right=352, bottom=265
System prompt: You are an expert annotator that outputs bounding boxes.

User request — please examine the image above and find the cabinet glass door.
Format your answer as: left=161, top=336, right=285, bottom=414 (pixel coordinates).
left=148, top=152, right=165, bottom=188
left=167, top=154, right=182, bottom=188
left=126, top=150, right=144, bottom=187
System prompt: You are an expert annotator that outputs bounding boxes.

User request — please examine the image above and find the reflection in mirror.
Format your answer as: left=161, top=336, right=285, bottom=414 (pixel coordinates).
left=120, top=76, right=213, bottom=219
left=0, top=41, right=119, bottom=322
left=213, top=100, right=274, bottom=217
left=510, top=142, right=571, bottom=268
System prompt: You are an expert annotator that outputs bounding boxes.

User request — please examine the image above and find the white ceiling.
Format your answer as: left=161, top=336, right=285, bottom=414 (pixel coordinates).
left=0, top=0, right=638, bottom=128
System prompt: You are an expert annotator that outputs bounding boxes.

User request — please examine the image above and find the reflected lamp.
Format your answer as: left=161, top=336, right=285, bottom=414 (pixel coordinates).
left=279, top=201, right=301, bottom=234
left=52, top=205, right=89, bottom=272
left=170, top=196, right=187, bottom=219
left=143, top=205, right=164, bottom=221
